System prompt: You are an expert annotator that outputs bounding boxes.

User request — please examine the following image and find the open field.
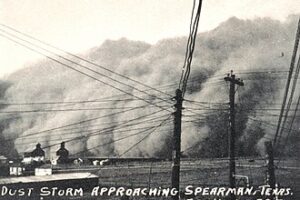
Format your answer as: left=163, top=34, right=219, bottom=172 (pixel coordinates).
left=55, top=158, right=299, bottom=200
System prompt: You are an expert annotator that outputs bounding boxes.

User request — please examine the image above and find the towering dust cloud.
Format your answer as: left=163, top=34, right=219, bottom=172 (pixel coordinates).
left=0, top=16, right=299, bottom=158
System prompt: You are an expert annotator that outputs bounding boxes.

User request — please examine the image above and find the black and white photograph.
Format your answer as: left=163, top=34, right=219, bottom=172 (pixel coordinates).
left=0, top=0, right=299, bottom=199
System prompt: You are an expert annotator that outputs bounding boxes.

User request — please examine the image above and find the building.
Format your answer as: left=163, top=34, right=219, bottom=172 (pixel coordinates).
left=56, top=142, right=69, bottom=164
left=22, top=143, right=45, bottom=167
left=31, top=143, right=45, bottom=157
left=0, top=172, right=98, bottom=199
left=0, top=155, right=9, bottom=176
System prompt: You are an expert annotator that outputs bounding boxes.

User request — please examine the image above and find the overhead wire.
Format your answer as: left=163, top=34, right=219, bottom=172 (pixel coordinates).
left=46, top=113, right=171, bottom=134
left=0, top=98, right=168, bottom=106
left=0, top=31, right=173, bottom=113
left=119, top=114, right=173, bottom=157
left=179, top=0, right=203, bottom=96
left=276, top=53, right=300, bottom=147
left=273, top=18, right=300, bottom=146
left=15, top=112, right=171, bottom=142
left=71, top=114, right=173, bottom=156
left=0, top=106, right=172, bottom=114
left=0, top=24, right=173, bottom=98
left=5, top=102, right=167, bottom=142
left=24, top=109, right=171, bottom=152
left=281, top=92, right=300, bottom=146
left=18, top=123, right=173, bottom=146
left=179, top=0, right=196, bottom=87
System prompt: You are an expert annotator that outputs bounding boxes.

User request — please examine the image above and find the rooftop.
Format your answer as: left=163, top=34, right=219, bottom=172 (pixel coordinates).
left=0, top=155, right=7, bottom=160
left=0, top=172, right=98, bottom=185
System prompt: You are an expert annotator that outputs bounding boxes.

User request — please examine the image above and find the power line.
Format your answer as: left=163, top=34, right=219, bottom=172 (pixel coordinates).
left=275, top=91, right=300, bottom=168
left=14, top=112, right=171, bottom=141
left=184, top=99, right=227, bottom=105
left=40, top=109, right=171, bottom=150
left=236, top=71, right=289, bottom=75
left=17, top=124, right=173, bottom=146
left=178, top=0, right=197, bottom=89
left=13, top=116, right=171, bottom=145
left=119, top=115, right=172, bottom=157
left=275, top=92, right=300, bottom=168
left=247, top=117, right=299, bottom=134
left=0, top=106, right=172, bottom=114
left=273, top=18, right=300, bottom=146
left=179, top=0, right=203, bottom=97
left=48, top=113, right=171, bottom=133
left=282, top=92, right=300, bottom=145
left=0, top=24, right=173, bottom=98
left=0, top=76, right=211, bottom=107
left=6, top=104, right=166, bottom=141
left=276, top=53, right=300, bottom=147
left=0, top=32, right=173, bottom=113
left=0, top=98, right=165, bottom=106
left=71, top=114, right=172, bottom=156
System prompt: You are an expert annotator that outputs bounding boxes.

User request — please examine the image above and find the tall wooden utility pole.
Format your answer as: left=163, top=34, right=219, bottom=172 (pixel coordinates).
left=265, top=141, right=276, bottom=200
left=171, top=89, right=183, bottom=200
left=265, top=141, right=276, bottom=188
left=224, top=70, right=244, bottom=200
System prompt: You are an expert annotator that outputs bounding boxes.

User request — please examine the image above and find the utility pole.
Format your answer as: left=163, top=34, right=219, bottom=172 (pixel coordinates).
left=171, top=89, right=183, bottom=200
left=224, top=70, right=244, bottom=200
left=265, top=141, right=276, bottom=189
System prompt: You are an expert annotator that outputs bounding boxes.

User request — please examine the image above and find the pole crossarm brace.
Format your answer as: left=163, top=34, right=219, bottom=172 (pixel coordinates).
left=224, top=74, right=244, bottom=87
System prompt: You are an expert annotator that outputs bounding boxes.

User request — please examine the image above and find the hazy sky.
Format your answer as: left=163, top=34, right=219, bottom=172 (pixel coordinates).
left=0, top=0, right=299, bottom=77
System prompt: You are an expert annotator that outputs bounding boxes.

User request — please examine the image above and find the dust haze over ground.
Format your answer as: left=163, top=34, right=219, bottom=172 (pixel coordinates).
left=0, top=15, right=299, bottom=159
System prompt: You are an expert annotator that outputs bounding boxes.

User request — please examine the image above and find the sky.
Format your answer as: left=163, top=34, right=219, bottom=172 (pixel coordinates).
left=0, top=0, right=299, bottom=77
